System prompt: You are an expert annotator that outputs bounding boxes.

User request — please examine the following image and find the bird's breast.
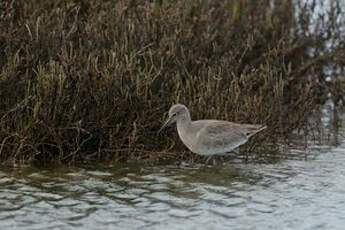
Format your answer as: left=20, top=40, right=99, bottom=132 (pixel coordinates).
left=176, top=123, right=197, bottom=152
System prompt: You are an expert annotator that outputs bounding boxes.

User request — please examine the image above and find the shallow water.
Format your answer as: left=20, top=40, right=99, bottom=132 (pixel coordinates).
left=1, top=103, right=345, bottom=230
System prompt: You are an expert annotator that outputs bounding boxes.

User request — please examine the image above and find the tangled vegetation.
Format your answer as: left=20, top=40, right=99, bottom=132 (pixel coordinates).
left=0, top=0, right=344, bottom=165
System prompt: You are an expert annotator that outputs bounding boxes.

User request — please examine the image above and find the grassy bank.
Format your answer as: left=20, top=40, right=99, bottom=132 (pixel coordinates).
left=0, top=0, right=344, bottom=165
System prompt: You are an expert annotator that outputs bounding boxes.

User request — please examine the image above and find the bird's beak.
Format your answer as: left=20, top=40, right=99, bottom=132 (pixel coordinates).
left=158, top=116, right=174, bottom=134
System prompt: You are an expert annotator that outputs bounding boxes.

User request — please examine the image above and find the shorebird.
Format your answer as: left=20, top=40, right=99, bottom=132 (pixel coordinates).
left=158, top=104, right=266, bottom=157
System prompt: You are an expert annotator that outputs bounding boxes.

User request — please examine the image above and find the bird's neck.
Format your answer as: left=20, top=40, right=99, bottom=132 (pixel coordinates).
left=176, top=115, right=192, bottom=133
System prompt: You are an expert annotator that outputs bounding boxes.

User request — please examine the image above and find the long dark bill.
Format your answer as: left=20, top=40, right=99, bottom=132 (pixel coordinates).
left=157, top=117, right=174, bottom=134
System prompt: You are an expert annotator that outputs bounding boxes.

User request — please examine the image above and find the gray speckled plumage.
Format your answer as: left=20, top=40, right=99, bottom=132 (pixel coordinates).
left=159, top=104, right=266, bottom=156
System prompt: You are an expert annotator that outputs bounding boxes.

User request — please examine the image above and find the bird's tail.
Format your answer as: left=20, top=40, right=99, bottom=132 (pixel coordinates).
left=247, top=125, right=267, bottom=138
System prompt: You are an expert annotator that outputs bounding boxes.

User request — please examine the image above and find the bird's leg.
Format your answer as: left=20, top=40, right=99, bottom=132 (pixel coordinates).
left=220, top=156, right=225, bottom=163
left=232, top=149, right=240, bottom=155
left=205, top=156, right=213, bottom=165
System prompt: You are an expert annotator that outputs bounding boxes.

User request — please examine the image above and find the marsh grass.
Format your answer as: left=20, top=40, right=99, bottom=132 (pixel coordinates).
left=0, top=0, right=344, bottom=165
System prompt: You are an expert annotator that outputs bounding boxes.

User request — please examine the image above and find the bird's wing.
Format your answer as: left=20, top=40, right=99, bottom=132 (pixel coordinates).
left=195, top=122, right=248, bottom=153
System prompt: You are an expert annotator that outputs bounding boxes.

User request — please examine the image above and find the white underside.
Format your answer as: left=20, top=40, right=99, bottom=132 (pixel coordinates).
left=192, top=139, right=247, bottom=156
